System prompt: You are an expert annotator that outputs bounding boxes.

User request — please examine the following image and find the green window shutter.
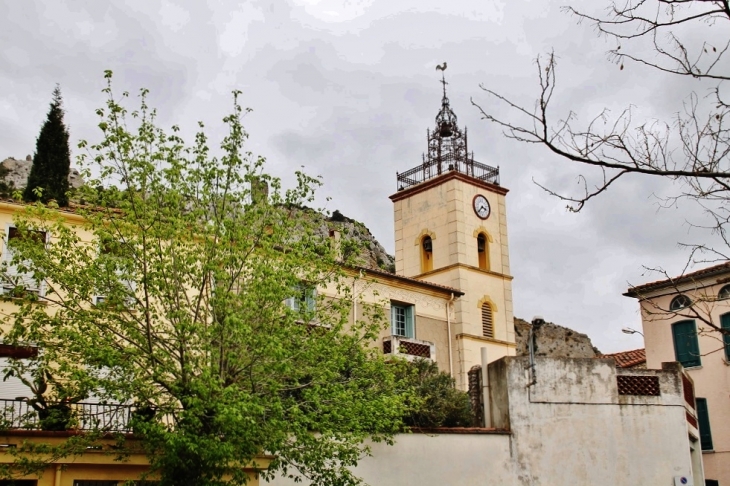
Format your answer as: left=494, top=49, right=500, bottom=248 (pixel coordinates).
left=405, top=305, right=415, bottom=339
left=390, top=306, right=397, bottom=335
left=672, top=320, right=701, bottom=368
left=721, top=313, right=730, bottom=361
left=696, top=398, right=714, bottom=451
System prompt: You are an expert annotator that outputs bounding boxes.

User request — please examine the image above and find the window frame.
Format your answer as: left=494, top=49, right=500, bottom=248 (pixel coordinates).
left=672, top=319, right=701, bottom=368
left=94, top=237, right=137, bottom=308
left=669, top=294, right=692, bottom=311
left=2, top=224, right=48, bottom=298
left=477, top=233, right=489, bottom=271
left=285, top=284, right=317, bottom=314
left=721, top=312, right=730, bottom=362
left=390, top=302, right=415, bottom=339
left=481, top=302, right=494, bottom=338
left=420, top=236, right=433, bottom=273
left=718, top=284, right=730, bottom=300
left=696, top=397, right=714, bottom=451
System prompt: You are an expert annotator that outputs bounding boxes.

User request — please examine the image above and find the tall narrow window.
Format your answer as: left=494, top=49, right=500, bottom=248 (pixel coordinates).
left=696, top=398, right=714, bottom=451
left=477, top=233, right=489, bottom=271
left=481, top=302, right=494, bottom=338
left=421, top=236, right=433, bottom=273
left=672, top=320, right=701, bottom=368
left=2, top=226, right=47, bottom=297
left=391, top=303, right=415, bottom=338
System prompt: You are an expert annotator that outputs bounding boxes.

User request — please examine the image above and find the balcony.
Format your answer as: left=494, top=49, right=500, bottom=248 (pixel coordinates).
left=383, top=336, right=435, bottom=361
left=0, top=399, right=136, bottom=433
left=396, top=155, right=499, bottom=191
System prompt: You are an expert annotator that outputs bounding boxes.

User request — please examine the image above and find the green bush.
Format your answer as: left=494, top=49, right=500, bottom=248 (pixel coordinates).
left=395, top=358, right=474, bottom=428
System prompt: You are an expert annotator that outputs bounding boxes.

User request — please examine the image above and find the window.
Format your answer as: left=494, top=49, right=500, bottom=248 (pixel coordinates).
left=670, top=294, right=692, bottom=311
left=672, top=320, right=701, bottom=368
left=477, top=233, right=489, bottom=271
left=391, top=303, right=414, bottom=338
left=95, top=237, right=136, bottom=308
left=2, top=226, right=47, bottom=297
left=719, top=284, right=730, bottom=300
left=421, top=236, right=433, bottom=273
left=481, top=302, right=494, bottom=338
left=696, top=397, right=714, bottom=451
left=285, top=285, right=317, bottom=313
left=721, top=313, right=730, bottom=361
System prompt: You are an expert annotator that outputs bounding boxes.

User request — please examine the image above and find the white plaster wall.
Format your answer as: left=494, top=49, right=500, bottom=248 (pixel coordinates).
left=264, top=432, right=515, bottom=486
left=496, top=356, right=698, bottom=486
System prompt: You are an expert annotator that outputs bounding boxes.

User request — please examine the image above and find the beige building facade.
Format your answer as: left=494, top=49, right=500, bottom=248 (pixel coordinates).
left=626, top=263, right=730, bottom=486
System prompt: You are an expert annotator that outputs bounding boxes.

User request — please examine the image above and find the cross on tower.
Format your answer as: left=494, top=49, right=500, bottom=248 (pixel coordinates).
left=440, top=73, right=448, bottom=99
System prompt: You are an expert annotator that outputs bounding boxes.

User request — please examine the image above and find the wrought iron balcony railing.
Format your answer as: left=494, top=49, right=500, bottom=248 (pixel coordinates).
left=396, top=155, right=499, bottom=191
left=383, top=336, right=435, bottom=361
left=0, top=399, right=136, bottom=433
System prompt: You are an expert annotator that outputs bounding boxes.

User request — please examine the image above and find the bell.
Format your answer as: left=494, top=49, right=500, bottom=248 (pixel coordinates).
left=439, top=123, right=453, bottom=137
left=423, top=238, right=433, bottom=252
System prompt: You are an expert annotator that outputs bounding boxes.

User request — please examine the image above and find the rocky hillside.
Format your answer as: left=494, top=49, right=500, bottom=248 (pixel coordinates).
left=0, top=156, right=84, bottom=196
left=514, top=317, right=600, bottom=358
left=295, top=207, right=395, bottom=273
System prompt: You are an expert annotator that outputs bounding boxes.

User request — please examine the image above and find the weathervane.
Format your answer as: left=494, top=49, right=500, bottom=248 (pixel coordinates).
left=435, top=62, right=448, bottom=99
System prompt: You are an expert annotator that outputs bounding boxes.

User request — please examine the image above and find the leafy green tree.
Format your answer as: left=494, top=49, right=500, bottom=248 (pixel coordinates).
left=23, top=85, right=72, bottom=207
left=1, top=72, right=406, bottom=486
left=394, top=359, right=474, bottom=428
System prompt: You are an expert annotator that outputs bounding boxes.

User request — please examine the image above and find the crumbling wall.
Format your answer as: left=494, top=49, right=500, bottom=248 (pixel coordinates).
left=514, top=317, right=599, bottom=358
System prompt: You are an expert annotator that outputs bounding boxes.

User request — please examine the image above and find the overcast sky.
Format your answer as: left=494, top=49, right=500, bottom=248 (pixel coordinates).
left=1, top=0, right=719, bottom=353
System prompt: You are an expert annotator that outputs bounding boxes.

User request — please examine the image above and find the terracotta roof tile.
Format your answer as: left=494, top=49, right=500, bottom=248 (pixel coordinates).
left=599, top=348, right=646, bottom=369
left=625, top=262, right=730, bottom=296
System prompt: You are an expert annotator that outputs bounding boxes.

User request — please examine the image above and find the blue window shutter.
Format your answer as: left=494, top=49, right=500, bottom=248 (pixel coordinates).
left=672, top=320, right=701, bottom=368
left=405, top=305, right=415, bottom=339
left=721, top=313, right=730, bottom=361
left=306, top=288, right=317, bottom=312
left=696, top=398, right=714, bottom=451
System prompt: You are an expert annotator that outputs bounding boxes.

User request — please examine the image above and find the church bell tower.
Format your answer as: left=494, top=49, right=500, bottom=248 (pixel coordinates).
left=390, top=72, right=516, bottom=388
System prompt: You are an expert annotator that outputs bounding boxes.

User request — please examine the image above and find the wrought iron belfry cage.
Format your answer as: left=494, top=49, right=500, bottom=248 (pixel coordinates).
left=397, top=73, right=500, bottom=191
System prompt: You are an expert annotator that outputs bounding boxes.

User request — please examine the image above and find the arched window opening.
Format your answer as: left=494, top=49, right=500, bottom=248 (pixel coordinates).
left=477, top=233, right=489, bottom=271
left=719, top=285, right=730, bottom=300
left=670, top=294, right=692, bottom=311
left=421, top=236, right=433, bottom=273
left=481, top=302, right=494, bottom=338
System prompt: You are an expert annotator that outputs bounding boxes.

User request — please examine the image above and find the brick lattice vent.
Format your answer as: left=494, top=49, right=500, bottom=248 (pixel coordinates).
left=383, top=340, right=392, bottom=354
left=400, top=341, right=430, bottom=358
left=617, top=375, right=660, bottom=396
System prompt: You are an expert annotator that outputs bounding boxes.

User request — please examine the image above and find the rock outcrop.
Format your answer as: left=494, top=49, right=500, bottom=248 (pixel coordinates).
left=0, top=156, right=84, bottom=192
left=514, top=317, right=599, bottom=358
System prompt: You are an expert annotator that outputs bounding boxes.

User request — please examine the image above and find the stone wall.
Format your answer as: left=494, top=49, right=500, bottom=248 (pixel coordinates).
left=514, top=317, right=599, bottom=358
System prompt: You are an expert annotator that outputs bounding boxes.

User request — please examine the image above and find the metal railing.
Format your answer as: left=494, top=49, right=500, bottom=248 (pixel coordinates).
left=396, top=155, right=500, bottom=191
left=0, top=399, right=134, bottom=433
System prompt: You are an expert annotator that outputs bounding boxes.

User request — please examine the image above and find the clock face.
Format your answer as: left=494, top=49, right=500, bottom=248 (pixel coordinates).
left=473, top=194, right=490, bottom=220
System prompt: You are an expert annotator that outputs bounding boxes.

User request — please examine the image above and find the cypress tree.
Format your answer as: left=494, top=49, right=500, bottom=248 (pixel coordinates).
left=24, top=85, right=71, bottom=207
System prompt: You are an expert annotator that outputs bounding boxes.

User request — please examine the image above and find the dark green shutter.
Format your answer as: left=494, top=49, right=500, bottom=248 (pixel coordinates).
left=696, top=398, right=714, bottom=451
left=721, top=313, right=730, bottom=361
left=405, top=305, right=415, bottom=339
left=672, top=320, right=701, bottom=368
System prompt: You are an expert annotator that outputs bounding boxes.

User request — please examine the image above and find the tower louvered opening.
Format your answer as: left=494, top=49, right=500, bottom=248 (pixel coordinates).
left=481, top=303, right=493, bottom=338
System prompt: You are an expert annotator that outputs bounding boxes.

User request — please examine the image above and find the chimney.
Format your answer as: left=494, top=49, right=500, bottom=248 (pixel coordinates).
left=329, top=229, right=342, bottom=261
